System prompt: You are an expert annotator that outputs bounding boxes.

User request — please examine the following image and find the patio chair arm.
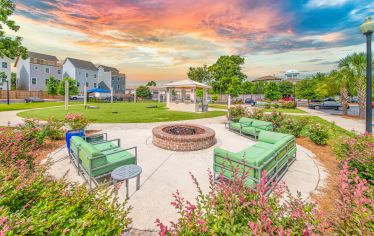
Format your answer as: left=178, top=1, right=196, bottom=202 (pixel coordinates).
left=89, top=138, right=120, bottom=147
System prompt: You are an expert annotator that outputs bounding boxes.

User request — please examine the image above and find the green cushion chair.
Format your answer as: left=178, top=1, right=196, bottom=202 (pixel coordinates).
left=70, top=136, right=137, bottom=189
left=213, top=130, right=296, bottom=190
left=228, top=117, right=255, bottom=132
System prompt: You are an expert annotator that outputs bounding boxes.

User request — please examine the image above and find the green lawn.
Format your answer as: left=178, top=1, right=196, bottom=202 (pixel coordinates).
left=208, top=104, right=228, bottom=109
left=0, top=101, right=82, bottom=112
left=262, top=108, right=307, bottom=114
left=18, top=102, right=226, bottom=123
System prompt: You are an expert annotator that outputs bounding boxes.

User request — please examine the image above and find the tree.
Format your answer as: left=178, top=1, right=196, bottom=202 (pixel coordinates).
left=264, top=82, right=281, bottom=101
left=10, top=72, right=16, bottom=90
left=296, top=79, right=317, bottom=103
left=327, top=69, right=352, bottom=115
left=208, top=55, right=246, bottom=94
left=146, top=81, right=157, bottom=86
left=252, top=81, right=265, bottom=94
left=240, top=81, right=253, bottom=94
left=278, top=81, right=293, bottom=97
left=0, top=0, right=28, bottom=59
left=339, top=53, right=367, bottom=118
left=136, top=85, right=151, bottom=99
left=187, top=65, right=211, bottom=84
left=58, top=77, right=78, bottom=96
left=46, top=76, right=59, bottom=96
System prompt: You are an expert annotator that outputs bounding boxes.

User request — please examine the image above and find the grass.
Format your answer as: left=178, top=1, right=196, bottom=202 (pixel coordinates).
left=262, top=108, right=307, bottom=114
left=208, top=104, right=228, bottom=109
left=18, top=102, right=226, bottom=123
left=0, top=101, right=82, bottom=112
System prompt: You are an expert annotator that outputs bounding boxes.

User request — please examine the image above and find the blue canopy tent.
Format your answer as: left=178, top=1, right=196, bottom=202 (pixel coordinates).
left=85, top=88, right=113, bottom=107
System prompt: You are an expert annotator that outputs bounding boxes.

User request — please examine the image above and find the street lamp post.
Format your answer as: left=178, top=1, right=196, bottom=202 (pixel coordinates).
left=360, top=17, right=374, bottom=133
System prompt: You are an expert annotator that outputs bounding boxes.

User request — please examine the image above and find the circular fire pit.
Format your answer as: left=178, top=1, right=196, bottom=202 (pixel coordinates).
left=152, top=124, right=216, bottom=151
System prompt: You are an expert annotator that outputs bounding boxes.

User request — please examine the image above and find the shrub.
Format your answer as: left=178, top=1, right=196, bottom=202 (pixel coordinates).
left=65, top=113, right=89, bottom=130
left=20, top=119, right=47, bottom=146
left=0, top=164, right=132, bottom=235
left=211, top=94, right=218, bottom=103
left=308, top=123, right=329, bottom=145
left=332, top=162, right=373, bottom=235
left=264, top=102, right=271, bottom=109
left=277, top=117, right=308, bottom=137
left=44, top=118, right=65, bottom=140
left=0, top=128, right=37, bottom=166
left=263, top=111, right=286, bottom=130
left=334, top=133, right=374, bottom=184
left=281, top=101, right=296, bottom=109
left=272, top=103, right=280, bottom=108
left=156, top=170, right=329, bottom=235
left=228, top=105, right=246, bottom=121
left=246, top=108, right=265, bottom=120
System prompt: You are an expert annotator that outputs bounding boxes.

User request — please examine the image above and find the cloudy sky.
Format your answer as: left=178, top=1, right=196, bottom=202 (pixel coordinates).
left=8, top=0, right=374, bottom=84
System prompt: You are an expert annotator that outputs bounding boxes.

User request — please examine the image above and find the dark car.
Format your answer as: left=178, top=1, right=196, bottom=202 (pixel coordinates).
left=348, top=97, right=358, bottom=103
left=244, top=98, right=256, bottom=106
left=309, top=101, right=349, bottom=110
left=24, top=97, right=44, bottom=103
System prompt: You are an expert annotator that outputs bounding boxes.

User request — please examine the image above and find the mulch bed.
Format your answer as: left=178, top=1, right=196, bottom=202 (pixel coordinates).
left=296, top=137, right=340, bottom=214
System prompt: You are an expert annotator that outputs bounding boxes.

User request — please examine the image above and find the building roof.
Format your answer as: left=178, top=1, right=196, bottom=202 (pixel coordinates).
left=28, top=51, right=58, bottom=61
left=252, top=75, right=282, bottom=82
left=65, top=57, right=98, bottom=71
left=163, top=79, right=211, bottom=88
left=98, top=65, right=119, bottom=73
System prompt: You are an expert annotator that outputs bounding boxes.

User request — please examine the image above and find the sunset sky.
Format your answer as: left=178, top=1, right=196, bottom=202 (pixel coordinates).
left=9, top=0, right=374, bottom=84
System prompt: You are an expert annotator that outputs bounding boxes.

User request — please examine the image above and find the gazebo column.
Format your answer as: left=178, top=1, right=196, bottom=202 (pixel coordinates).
left=166, top=88, right=170, bottom=108
left=203, top=88, right=208, bottom=112
left=193, top=88, right=197, bottom=112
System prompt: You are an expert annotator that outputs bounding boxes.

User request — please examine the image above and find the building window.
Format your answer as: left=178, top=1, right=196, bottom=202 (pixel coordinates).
left=117, top=78, right=120, bottom=81
left=94, top=83, right=97, bottom=88
left=86, top=82, right=89, bottom=87
left=77, top=82, right=80, bottom=87
left=85, top=73, right=88, bottom=78
left=94, top=74, right=97, bottom=78
left=45, top=79, right=48, bottom=85
left=112, top=77, right=114, bottom=81
left=34, top=66, right=38, bottom=70
left=45, top=68, right=50, bottom=73
left=117, top=84, right=120, bottom=89
left=57, top=69, right=61, bottom=74
left=2, top=62, right=7, bottom=68
left=32, top=78, right=37, bottom=84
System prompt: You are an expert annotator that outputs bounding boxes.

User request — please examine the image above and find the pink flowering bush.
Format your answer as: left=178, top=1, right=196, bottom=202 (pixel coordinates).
left=156, top=169, right=330, bottom=235
left=334, top=133, right=374, bottom=184
left=64, top=113, right=89, bottom=130
left=333, top=162, right=373, bottom=234
left=308, top=123, right=329, bottom=145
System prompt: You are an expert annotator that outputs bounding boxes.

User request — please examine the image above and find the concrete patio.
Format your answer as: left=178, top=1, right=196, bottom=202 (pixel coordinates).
left=46, top=116, right=324, bottom=232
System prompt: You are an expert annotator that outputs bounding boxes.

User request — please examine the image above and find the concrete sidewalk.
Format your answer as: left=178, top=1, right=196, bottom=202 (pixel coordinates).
left=298, top=107, right=365, bottom=133
left=46, top=118, right=324, bottom=232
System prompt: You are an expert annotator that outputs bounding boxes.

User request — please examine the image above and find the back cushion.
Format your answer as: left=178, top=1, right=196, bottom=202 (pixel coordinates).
left=239, top=117, right=254, bottom=124
left=258, top=130, right=288, bottom=144
left=252, top=120, right=272, bottom=129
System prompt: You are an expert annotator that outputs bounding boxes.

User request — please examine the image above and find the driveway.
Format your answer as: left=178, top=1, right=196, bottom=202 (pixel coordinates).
left=312, top=105, right=374, bottom=116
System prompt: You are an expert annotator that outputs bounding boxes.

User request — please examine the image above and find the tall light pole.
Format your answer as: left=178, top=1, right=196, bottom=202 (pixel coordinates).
left=360, top=17, right=374, bottom=133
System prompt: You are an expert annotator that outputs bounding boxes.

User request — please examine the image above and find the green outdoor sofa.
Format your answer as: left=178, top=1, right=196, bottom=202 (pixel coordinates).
left=228, top=117, right=273, bottom=139
left=70, top=135, right=137, bottom=189
left=213, top=130, right=296, bottom=189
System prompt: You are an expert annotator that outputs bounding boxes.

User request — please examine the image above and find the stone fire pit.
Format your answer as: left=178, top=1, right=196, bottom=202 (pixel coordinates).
left=152, top=124, right=216, bottom=151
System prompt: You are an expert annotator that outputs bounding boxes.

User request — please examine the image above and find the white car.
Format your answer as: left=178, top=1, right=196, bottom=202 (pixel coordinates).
left=70, top=94, right=85, bottom=100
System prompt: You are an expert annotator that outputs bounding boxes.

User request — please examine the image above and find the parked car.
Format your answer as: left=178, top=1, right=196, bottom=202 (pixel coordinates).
left=24, top=97, right=44, bottom=103
left=281, top=97, right=294, bottom=101
left=70, top=94, right=85, bottom=100
left=348, top=97, right=358, bottom=103
left=308, top=101, right=349, bottom=110
left=244, top=98, right=256, bottom=106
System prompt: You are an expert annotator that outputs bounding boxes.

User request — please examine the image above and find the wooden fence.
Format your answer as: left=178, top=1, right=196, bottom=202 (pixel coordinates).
left=0, top=90, right=63, bottom=100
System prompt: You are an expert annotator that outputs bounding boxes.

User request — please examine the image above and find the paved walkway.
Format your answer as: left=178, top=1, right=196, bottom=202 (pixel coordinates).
left=298, top=107, right=365, bottom=133
left=46, top=117, right=324, bottom=232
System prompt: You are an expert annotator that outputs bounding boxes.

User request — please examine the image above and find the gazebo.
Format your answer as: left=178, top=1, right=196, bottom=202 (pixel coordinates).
left=163, top=79, right=211, bottom=112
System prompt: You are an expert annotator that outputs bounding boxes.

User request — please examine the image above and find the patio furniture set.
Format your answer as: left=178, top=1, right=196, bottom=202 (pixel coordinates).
left=215, top=117, right=296, bottom=189
left=69, top=133, right=141, bottom=194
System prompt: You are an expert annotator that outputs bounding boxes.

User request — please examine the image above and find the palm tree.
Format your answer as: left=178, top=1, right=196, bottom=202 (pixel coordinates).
left=328, top=69, right=351, bottom=115
left=339, top=53, right=366, bottom=118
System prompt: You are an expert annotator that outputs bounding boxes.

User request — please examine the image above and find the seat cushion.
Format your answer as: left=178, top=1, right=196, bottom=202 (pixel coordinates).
left=106, top=151, right=135, bottom=164
left=241, top=126, right=260, bottom=136
left=253, top=142, right=274, bottom=150
left=239, top=117, right=255, bottom=124
left=258, top=130, right=292, bottom=144
left=93, top=142, right=118, bottom=151
left=251, top=120, right=273, bottom=131
left=229, top=122, right=241, bottom=131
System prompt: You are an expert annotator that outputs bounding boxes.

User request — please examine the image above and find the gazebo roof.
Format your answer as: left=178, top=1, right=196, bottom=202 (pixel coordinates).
left=163, top=79, right=211, bottom=88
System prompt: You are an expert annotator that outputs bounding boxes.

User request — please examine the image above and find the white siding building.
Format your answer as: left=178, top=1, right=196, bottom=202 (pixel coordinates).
left=15, top=52, right=62, bottom=91
left=0, top=57, right=12, bottom=90
left=63, top=58, right=98, bottom=93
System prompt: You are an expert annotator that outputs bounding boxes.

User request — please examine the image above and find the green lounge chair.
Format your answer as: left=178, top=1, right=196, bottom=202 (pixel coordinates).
left=70, top=136, right=137, bottom=189
left=213, top=130, right=296, bottom=189
left=227, top=117, right=273, bottom=140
